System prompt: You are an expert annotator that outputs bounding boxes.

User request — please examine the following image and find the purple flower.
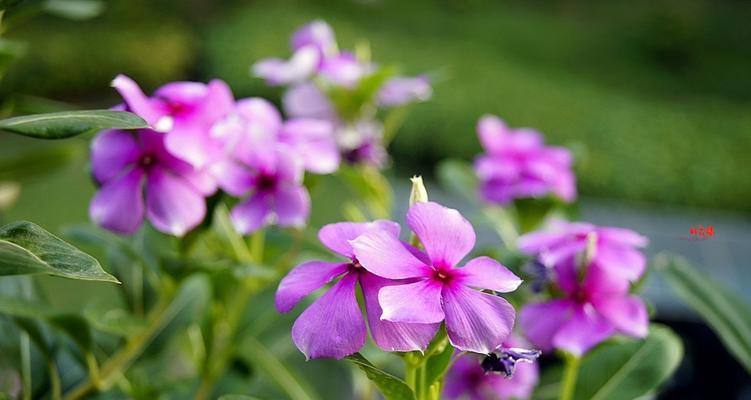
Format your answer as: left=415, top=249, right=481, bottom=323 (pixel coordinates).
left=517, top=221, right=648, bottom=282
left=319, top=52, right=369, bottom=88
left=283, top=82, right=338, bottom=121
left=213, top=144, right=310, bottom=235
left=252, top=46, right=320, bottom=86
left=276, top=221, right=438, bottom=359
left=377, top=76, right=432, bottom=106
left=291, top=20, right=337, bottom=58
left=474, top=115, right=576, bottom=205
left=212, top=97, right=340, bottom=174
left=338, top=120, right=388, bottom=167
left=352, top=201, right=522, bottom=354
left=445, top=336, right=539, bottom=400
left=89, top=129, right=215, bottom=236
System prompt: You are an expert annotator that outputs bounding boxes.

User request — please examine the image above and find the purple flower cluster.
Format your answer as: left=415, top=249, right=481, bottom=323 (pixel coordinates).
left=253, top=20, right=432, bottom=168
left=276, top=201, right=522, bottom=359
left=90, top=75, right=339, bottom=236
left=518, top=221, right=649, bottom=355
left=474, top=115, right=576, bottom=205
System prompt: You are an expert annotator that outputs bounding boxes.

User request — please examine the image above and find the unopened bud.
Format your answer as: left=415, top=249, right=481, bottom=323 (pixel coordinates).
left=409, top=176, right=428, bottom=207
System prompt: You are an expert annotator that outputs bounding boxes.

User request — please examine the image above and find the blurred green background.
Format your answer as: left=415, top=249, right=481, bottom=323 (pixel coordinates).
left=2, top=0, right=751, bottom=215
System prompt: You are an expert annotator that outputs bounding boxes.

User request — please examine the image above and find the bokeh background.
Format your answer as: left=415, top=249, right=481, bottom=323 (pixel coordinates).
left=1, top=0, right=750, bottom=398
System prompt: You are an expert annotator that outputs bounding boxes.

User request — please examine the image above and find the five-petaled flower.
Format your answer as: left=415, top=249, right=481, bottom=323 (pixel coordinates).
left=89, top=129, right=216, bottom=236
left=276, top=221, right=438, bottom=359
left=352, top=201, right=522, bottom=354
left=474, top=115, right=576, bottom=205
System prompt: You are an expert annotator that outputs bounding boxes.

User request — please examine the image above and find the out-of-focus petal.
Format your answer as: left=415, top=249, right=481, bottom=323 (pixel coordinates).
left=145, top=167, right=206, bottom=236
left=360, top=273, right=439, bottom=352
left=597, top=227, right=649, bottom=248
left=291, top=20, right=337, bottom=57
left=89, top=168, right=145, bottom=234
left=352, top=230, right=431, bottom=279
left=477, top=115, right=510, bottom=155
left=283, top=82, right=337, bottom=120
left=253, top=46, right=319, bottom=86
left=209, top=160, right=254, bottom=196
left=519, top=300, right=573, bottom=351
left=593, top=295, right=648, bottom=338
left=406, top=201, right=475, bottom=267
left=442, top=284, right=516, bottom=354
left=90, top=129, right=141, bottom=183
left=291, top=273, right=366, bottom=359
left=275, top=261, right=348, bottom=313
left=319, top=52, right=365, bottom=88
left=594, top=245, right=647, bottom=282
left=552, top=305, right=615, bottom=356
left=378, top=279, right=444, bottom=324
left=231, top=192, right=271, bottom=235
left=377, top=76, right=432, bottom=106
left=164, top=128, right=223, bottom=169
left=111, top=74, right=163, bottom=125
left=280, top=118, right=339, bottom=174
left=318, top=220, right=400, bottom=258
left=273, top=185, right=310, bottom=228
left=457, top=256, right=522, bottom=293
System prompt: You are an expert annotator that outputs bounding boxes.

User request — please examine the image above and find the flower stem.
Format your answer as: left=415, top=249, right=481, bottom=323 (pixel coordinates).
left=560, top=353, right=581, bottom=400
left=48, top=360, right=61, bottom=400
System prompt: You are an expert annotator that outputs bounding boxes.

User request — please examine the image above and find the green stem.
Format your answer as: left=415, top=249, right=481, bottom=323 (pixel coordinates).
left=48, top=360, right=61, bottom=400
left=63, top=285, right=177, bottom=400
left=20, top=332, right=31, bottom=400
left=560, top=353, right=581, bottom=400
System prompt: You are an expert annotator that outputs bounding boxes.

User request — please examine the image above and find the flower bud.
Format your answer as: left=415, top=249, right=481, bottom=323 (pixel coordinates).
left=409, top=175, right=428, bottom=206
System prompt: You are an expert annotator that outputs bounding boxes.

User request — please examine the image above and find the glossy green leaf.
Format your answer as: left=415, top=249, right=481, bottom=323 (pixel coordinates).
left=0, top=221, right=118, bottom=282
left=0, top=110, right=147, bottom=139
left=537, top=325, right=683, bottom=400
left=44, top=0, right=104, bottom=20
left=347, top=353, right=415, bottom=400
left=657, top=253, right=751, bottom=373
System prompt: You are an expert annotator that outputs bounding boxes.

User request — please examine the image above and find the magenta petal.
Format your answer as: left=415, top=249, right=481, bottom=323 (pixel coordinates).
left=593, top=295, right=648, bottom=338
left=552, top=306, right=615, bottom=356
left=89, top=168, right=145, bottom=234
left=442, top=284, right=516, bottom=353
left=291, top=273, right=366, bottom=360
left=274, top=185, right=310, bottom=228
left=203, top=79, right=235, bottom=122
left=594, top=246, right=646, bottom=282
left=235, top=97, right=283, bottom=134
left=406, top=202, right=476, bottom=267
left=111, top=74, right=162, bottom=125
left=318, top=220, right=400, bottom=258
left=231, top=193, right=271, bottom=235
left=477, top=115, right=510, bottom=155
left=378, top=279, right=444, bottom=324
left=90, top=130, right=141, bottom=183
left=458, top=256, right=522, bottom=293
left=351, top=230, right=430, bottom=279
left=280, top=119, right=339, bottom=174
left=282, top=82, right=336, bottom=120
left=519, top=300, right=573, bottom=351
left=164, top=128, right=223, bottom=168
left=145, top=167, right=206, bottom=236
left=597, top=227, right=648, bottom=248
left=275, top=261, right=348, bottom=313
left=360, top=273, right=439, bottom=352
left=210, top=160, right=254, bottom=196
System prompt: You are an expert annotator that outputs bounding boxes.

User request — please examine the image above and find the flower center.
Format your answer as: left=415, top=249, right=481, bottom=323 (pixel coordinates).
left=432, top=267, right=453, bottom=284
left=348, top=258, right=363, bottom=273
left=573, top=288, right=590, bottom=304
left=139, top=154, right=156, bottom=169
left=256, top=173, right=277, bottom=192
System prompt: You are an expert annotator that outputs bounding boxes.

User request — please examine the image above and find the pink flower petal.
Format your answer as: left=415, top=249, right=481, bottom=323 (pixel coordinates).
left=519, top=300, right=574, bottom=351
left=351, top=230, right=431, bottom=279
left=209, top=160, right=254, bottom=196
left=360, top=273, right=439, bottom=352
left=145, top=167, right=206, bottom=236
left=273, top=185, right=310, bottom=228
left=90, top=130, right=141, bottom=184
left=593, top=295, right=648, bottom=338
left=378, top=279, right=444, bottom=324
left=407, top=201, right=476, bottom=267
left=280, top=118, right=339, bottom=174
left=442, top=284, right=516, bottom=354
left=594, top=245, right=646, bottom=282
left=457, top=256, right=522, bottom=293
left=552, top=305, right=615, bottom=356
left=89, top=168, right=145, bottom=234
left=231, top=193, right=271, bottom=235
left=318, top=220, right=400, bottom=258
left=111, top=74, right=163, bottom=125
left=291, top=273, right=366, bottom=359
left=275, top=261, right=349, bottom=313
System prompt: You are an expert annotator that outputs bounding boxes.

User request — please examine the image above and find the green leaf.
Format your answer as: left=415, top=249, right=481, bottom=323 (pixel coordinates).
left=0, top=38, right=26, bottom=74
left=0, top=110, right=147, bottom=139
left=218, top=396, right=263, bottom=400
left=44, top=0, right=104, bottom=20
left=239, top=335, right=319, bottom=400
left=572, top=324, right=683, bottom=400
left=346, top=353, right=415, bottom=400
left=0, top=221, right=119, bottom=283
left=0, top=296, right=92, bottom=352
left=657, top=253, right=751, bottom=373
left=436, top=159, right=478, bottom=205
left=0, top=0, right=24, bottom=10
left=83, top=305, right=146, bottom=337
